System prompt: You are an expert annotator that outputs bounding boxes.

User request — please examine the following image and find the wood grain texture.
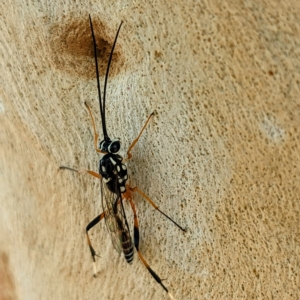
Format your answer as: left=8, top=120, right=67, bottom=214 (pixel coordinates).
left=1, top=1, right=299, bottom=300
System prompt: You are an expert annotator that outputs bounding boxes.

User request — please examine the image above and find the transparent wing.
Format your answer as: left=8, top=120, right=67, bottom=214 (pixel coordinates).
left=100, top=176, right=131, bottom=254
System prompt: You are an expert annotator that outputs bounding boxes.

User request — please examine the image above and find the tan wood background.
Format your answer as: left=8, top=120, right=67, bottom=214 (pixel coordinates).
left=1, top=1, right=299, bottom=299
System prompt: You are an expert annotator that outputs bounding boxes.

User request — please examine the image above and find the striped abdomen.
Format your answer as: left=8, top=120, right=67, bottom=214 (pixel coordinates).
left=121, top=230, right=134, bottom=263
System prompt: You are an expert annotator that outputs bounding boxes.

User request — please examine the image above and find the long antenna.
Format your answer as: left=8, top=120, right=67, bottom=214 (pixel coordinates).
left=102, top=21, right=123, bottom=139
left=89, top=14, right=123, bottom=141
left=89, top=15, right=107, bottom=139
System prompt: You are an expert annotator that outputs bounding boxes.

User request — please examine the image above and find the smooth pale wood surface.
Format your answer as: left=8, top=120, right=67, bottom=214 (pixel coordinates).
left=1, top=1, right=299, bottom=300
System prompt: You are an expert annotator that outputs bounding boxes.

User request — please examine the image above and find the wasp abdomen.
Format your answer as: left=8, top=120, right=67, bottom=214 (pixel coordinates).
left=121, top=231, right=134, bottom=263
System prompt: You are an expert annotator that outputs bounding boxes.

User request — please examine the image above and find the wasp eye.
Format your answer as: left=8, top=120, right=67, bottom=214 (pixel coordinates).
left=99, top=140, right=107, bottom=152
left=99, top=140, right=105, bottom=151
left=99, top=140, right=111, bottom=152
left=109, top=140, right=120, bottom=153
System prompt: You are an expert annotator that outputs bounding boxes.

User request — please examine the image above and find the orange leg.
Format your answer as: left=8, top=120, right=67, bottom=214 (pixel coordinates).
left=128, top=186, right=186, bottom=232
left=84, top=102, right=107, bottom=154
left=126, top=113, right=154, bottom=160
left=59, top=166, right=101, bottom=179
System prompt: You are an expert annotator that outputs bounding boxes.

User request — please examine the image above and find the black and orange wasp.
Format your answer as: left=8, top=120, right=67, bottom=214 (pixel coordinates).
left=60, top=15, right=185, bottom=299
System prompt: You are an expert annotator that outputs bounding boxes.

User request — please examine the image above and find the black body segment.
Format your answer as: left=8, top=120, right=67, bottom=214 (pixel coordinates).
left=121, top=228, right=134, bottom=263
left=99, top=153, right=128, bottom=193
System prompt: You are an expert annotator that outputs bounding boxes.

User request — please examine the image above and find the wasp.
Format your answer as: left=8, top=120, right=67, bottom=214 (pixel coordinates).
left=60, top=15, right=185, bottom=299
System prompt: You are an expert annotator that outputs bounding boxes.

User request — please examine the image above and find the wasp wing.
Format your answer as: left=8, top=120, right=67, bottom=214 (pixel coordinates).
left=100, top=176, right=132, bottom=256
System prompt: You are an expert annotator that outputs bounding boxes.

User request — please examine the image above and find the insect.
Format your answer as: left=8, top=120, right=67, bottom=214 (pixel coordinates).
left=60, top=15, right=185, bottom=299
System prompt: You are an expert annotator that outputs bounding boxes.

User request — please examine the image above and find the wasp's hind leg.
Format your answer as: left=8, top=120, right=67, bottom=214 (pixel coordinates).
left=126, top=196, right=175, bottom=299
left=86, top=212, right=106, bottom=277
left=125, top=112, right=154, bottom=160
left=59, top=166, right=104, bottom=275
left=128, top=186, right=186, bottom=232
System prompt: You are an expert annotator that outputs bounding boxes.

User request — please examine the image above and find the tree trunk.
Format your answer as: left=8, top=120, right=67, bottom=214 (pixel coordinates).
left=1, top=2, right=299, bottom=300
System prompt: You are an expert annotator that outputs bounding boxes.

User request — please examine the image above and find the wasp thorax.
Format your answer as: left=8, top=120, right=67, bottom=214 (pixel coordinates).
left=99, top=139, right=120, bottom=154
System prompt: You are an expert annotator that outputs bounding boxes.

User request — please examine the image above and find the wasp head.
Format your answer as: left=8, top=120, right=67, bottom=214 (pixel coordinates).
left=99, top=138, right=120, bottom=154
